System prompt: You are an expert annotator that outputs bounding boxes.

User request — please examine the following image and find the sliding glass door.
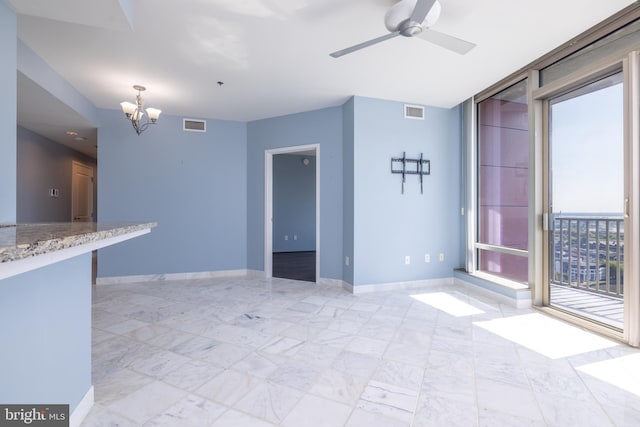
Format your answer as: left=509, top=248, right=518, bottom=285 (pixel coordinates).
left=546, top=72, right=624, bottom=329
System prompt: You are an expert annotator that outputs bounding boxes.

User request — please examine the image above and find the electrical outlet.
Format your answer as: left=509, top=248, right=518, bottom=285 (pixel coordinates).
left=405, top=256, right=411, bottom=265
left=345, top=256, right=350, bottom=266
left=439, top=253, right=445, bottom=262
left=425, top=254, right=430, bottom=263
left=284, top=235, right=288, bottom=241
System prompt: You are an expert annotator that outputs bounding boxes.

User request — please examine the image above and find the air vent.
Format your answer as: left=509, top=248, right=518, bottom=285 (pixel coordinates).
left=404, top=104, right=425, bottom=120
left=183, top=118, right=206, bottom=132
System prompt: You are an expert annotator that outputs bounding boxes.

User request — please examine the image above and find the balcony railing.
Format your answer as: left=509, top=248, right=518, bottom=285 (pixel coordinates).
left=551, top=215, right=624, bottom=298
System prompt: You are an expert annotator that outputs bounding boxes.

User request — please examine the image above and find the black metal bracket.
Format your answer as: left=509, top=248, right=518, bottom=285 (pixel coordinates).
left=391, top=152, right=430, bottom=194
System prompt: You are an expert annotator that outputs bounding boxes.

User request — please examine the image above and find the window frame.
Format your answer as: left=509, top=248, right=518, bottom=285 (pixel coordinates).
left=470, top=77, right=531, bottom=286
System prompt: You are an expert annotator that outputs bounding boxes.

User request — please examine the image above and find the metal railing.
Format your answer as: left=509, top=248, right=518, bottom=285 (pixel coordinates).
left=551, top=215, right=624, bottom=298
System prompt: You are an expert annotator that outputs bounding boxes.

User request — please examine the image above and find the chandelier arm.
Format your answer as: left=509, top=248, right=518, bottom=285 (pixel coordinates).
left=131, top=119, right=142, bottom=135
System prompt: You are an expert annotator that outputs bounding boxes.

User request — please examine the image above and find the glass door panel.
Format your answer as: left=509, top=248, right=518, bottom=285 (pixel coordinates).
left=477, top=80, right=529, bottom=283
left=547, top=72, right=624, bottom=329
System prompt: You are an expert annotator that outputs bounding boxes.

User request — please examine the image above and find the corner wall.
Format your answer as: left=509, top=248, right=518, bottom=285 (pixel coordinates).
left=351, top=96, right=463, bottom=286
left=247, top=107, right=343, bottom=280
left=342, top=98, right=355, bottom=285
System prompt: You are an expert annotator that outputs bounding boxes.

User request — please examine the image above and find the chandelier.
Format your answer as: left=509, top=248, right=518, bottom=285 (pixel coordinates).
left=120, top=85, right=162, bottom=135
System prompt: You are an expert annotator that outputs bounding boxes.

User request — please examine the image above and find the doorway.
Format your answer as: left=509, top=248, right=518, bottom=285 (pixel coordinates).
left=264, top=145, right=320, bottom=282
left=71, top=161, right=94, bottom=222
left=544, top=71, right=625, bottom=330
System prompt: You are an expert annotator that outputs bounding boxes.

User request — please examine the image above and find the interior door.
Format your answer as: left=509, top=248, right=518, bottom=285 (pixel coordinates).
left=545, top=72, right=625, bottom=330
left=72, top=161, right=94, bottom=222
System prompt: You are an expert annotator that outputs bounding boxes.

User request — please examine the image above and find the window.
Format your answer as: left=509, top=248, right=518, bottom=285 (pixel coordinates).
left=476, top=80, right=529, bottom=283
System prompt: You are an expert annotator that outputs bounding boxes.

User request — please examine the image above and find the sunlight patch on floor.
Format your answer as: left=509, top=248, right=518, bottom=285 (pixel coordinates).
left=411, top=292, right=485, bottom=317
left=577, top=353, right=640, bottom=396
left=474, top=313, right=618, bottom=359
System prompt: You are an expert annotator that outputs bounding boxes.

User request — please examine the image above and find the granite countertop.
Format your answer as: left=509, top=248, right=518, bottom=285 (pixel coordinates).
left=0, top=222, right=157, bottom=263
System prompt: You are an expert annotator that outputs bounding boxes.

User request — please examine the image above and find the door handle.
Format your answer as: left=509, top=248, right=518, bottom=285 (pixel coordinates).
left=625, top=197, right=630, bottom=218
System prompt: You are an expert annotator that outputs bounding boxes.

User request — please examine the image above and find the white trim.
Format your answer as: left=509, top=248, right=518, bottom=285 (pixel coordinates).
left=468, top=271, right=529, bottom=290
left=264, top=144, right=320, bottom=281
left=264, top=152, right=273, bottom=278
left=350, top=277, right=453, bottom=294
left=71, top=160, right=94, bottom=222
left=246, top=269, right=266, bottom=279
left=0, top=228, right=150, bottom=281
left=624, top=51, right=640, bottom=346
left=69, top=386, right=93, bottom=427
left=454, top=277, right=532, bottom=309
left=529, top=69, right=544, bottom=307
left=317, top=277, right=349, bottom=289
left=463, top=98, right=476, bottom=273
left=532, top=51, right=626, bottom=101
left=96, top=269, right=250, bottom=285
left=474, top=243, right=528, bottom=257
left=341, top=281, right=354, bottom=293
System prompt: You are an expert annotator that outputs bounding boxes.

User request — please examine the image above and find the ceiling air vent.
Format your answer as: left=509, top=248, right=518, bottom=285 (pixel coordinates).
left=183, top=118, right=206, bottom=132
left=404, top=104, right=425, bottom=120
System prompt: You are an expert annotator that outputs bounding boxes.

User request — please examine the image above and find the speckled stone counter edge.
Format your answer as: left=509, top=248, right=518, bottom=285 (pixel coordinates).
left=0, top=222, right=157, bottom=264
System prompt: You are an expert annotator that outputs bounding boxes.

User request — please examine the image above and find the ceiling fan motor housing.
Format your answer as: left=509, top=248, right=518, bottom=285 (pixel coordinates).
left=385, top=0, right=442, bottom=32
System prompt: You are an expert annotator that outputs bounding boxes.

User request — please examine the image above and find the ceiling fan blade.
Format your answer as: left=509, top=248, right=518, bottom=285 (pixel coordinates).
left=418, top=28, right=476, bottom=54
left=330, top=32, right=400, bottom=58
left=410, top=0, right=436, bottom=23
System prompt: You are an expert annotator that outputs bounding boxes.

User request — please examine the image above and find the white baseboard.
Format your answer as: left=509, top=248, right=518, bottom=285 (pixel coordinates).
left=96, top=269, right=251, bottom=285
left=350, top=277, right=454, bottom=294
left=342, top=281, right=354, bottom=293
left=70, top=386, right=93, bottom=427
left=454, top=277, right=532, bottom=309
left=316, top=277, right=349, bottom=288
left=246, top=269, right=266, bottom=278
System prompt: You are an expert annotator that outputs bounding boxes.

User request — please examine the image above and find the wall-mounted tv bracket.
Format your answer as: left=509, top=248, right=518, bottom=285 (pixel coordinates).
left=391, top=152, right=430, bottom=194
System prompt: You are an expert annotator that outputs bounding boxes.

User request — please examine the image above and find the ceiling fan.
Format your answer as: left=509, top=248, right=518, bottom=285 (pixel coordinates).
left=330, top=0, right=476, bottom=58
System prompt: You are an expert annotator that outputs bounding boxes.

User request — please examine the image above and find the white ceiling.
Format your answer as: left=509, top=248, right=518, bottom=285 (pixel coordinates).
left=10, top=0, right=637, bottom=158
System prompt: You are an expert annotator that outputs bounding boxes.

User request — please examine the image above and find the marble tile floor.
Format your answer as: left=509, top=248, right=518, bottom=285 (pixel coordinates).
left=81, top=276, right=640, bottom=426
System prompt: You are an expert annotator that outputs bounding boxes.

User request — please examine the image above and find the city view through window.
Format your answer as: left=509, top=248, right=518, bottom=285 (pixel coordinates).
left=548, top=72, right=624, bottom=328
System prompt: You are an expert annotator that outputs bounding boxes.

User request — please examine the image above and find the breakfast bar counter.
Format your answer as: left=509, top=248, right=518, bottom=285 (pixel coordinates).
left=0, top=221, right=156, bottom=427
left=0, top=222, right=156, bottom=280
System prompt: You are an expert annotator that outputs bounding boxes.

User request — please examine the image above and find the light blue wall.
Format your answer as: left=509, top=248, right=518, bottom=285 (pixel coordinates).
left=98, top=110, right=248, bottom=277
left=18, top=40, right=97, bottom=125
left=0, top=1, right=16, bottom=223
left=17, top=126, right=97, bottom=222
left=351, top=96, right=463, bottom=286
left=342, top=98, right=355, bottom=285
left=0, top=253, right=92, bottom=412
left=247, top=107, right=343, bottom=280
left=273, top=154, right=316, bottom=252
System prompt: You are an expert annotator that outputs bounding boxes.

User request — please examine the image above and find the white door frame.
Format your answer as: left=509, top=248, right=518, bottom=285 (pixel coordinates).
left=71, top=160, right=94, bottom=222
left=264, top=144, right=320, bottom=281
